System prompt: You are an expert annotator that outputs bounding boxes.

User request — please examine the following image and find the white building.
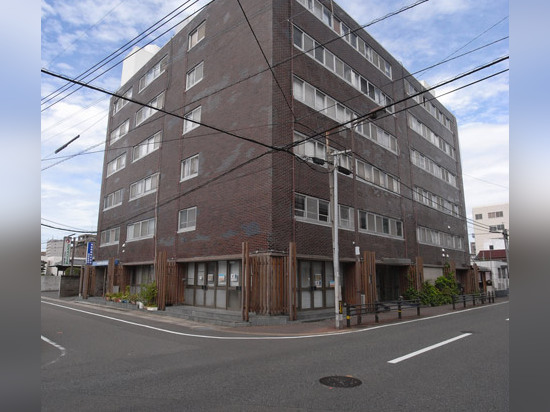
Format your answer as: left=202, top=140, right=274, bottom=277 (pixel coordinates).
left=44, top=239, right=65, bottom=275
left=471, top=203, right=509, bottom=254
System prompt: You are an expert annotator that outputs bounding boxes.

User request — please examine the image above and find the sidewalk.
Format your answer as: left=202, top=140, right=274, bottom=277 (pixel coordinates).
left=41, top=291, right=508, bottom=336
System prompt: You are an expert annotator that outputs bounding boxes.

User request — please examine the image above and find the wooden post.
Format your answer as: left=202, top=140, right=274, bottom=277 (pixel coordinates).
left=242, top=242, right=250, bottom=322
left=288, top=242, right=297, bottom=321
left=107, top=257, right=115, bottom=294
left=155, top=250, right=167, bottom=310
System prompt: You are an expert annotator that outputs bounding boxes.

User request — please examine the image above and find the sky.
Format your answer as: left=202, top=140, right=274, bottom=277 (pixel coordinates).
left=40, top=0, right=509, bottom=251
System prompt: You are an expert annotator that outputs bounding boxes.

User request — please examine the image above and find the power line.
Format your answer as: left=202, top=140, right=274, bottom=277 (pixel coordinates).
left=41, top=0, right=208, bottom=111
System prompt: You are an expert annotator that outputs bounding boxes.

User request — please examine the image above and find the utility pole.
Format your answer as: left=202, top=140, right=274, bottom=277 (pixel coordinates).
left=327, top=140, right=351, bottom=329
left=503, top=228, right=510, bottom=278
left=70, top=236, right=76, bottom=276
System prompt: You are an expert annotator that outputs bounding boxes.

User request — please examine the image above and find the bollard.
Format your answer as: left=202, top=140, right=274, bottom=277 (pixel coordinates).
left=452, top=295, right=456, bottom=310
left=473, top=295, right=476, bottom=306
left=463, top=294, right=466, bottom=308
left=416, top=298, right=421, bottom=316
left=398, top=298, right=402, bottom=320
left=346, top=304, right=351, bottom=328
left=375, top=301, right=379, bottom=323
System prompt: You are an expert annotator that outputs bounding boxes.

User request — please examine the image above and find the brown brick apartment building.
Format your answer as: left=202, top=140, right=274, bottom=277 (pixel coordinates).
left=90, top=0, right=472, bottom=316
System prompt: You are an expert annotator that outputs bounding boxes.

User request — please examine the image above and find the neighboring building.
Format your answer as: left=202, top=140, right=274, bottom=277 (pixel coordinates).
left=472, top=203, right=509, bottom=252
left=93, top=0, right=470, bottom=313
left=473, top=249, right=509, bottom=295
left=44, top=235, right=96, bottom=275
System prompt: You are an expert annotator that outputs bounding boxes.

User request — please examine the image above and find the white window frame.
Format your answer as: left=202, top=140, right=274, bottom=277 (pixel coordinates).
left=100, top=227, right=120, bottom=246
left=135, top=92, right=165, bottom=127
left=188, top=21, right=206, bottom=50
left=183, top=106, right=201, bottom=134
left=103, top=189, right=123, bottom=211
left=113, top=88, right=132, bottom=114
left=106, top=153, right=126, bottom=177
left=181, top=154, right=199, bottom=181
left=358, top=210, right=403, bottom=239
left=129, top=173, right=159, bottom=200
left=178, top=206, right=197, bottom=233
left=138, top=56, right=168, bottom=92
left=417, top=226, right=464, bottom=251
left=293, top=131, right=326, bottom=163
left=295, top=193, right=330, bottom=225
left=110, top=119, right=129, bottom=145
left=186, top=61, right=204, bottom=90
left=133, top=131, right=161, bottom=162
left=127, top=218, right=155, bottom=242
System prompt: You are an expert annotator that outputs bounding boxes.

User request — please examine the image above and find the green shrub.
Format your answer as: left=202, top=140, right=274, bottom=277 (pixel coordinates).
left=139, top=281, right=158, bottom=306
left=404, top=272, right=460, bottom=306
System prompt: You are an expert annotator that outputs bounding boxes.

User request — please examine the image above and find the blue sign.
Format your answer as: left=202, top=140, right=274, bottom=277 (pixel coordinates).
left=86, top=242, right=95, bottom=265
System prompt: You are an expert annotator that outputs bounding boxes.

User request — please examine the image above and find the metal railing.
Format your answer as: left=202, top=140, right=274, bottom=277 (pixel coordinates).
left=451, top=292, right=496, bottom=309
left=343, top=298, right=421, bottom=327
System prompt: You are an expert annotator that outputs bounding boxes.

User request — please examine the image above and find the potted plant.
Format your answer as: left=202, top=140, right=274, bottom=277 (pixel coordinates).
left=139, top=281, right=158, bottom=310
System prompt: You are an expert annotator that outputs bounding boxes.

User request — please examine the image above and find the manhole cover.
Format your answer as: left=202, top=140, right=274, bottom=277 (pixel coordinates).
left=319, top=376, right=362, bottom=388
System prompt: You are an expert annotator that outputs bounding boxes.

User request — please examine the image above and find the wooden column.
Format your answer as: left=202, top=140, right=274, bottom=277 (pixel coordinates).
left=155, top=250, right=167, bottom=310
left=288, top=242, right=297, bottom=321
left=242, top=242, right=250, bottom=322
left=363, top=251, right=376, bottom=304
left=107, top=257, right=115, bottom=294
left=82, top=266, right=90, bottom=299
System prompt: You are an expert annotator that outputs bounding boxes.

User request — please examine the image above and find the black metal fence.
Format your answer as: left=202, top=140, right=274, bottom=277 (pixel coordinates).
left=343, top=298, right=421, bottom=327
left=451, top=292, right=496, bottom=309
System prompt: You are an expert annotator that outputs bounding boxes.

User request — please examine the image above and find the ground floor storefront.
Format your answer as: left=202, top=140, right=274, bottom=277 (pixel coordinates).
left=83, top=245, right=478, bottom=320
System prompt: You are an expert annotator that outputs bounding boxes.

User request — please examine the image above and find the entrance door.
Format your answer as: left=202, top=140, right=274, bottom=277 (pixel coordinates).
left=184, top=261, right=232, bottom=309
left=298, top=261, right=326, bottom=309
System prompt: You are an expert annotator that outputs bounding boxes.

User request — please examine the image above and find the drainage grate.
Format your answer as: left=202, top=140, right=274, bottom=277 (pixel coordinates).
left=319, top=376, right=362, bottom=388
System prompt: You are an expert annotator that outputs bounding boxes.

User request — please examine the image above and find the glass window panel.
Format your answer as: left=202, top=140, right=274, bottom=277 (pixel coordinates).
left=187, top=263, right=195, bottom=285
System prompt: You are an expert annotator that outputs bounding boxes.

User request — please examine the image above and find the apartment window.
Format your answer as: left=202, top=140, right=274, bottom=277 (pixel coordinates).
left=103, top=189, right=123, bottom=210
left=113, top=88, right=132, bottom=114
left=417, top=226, right=464, bottom=250
left=358, top=210, right=403, bottom=238
left=138, top=56, right=168, bottom=92
left=293, top=131, right=326, bottom=162
left=100, top=227, right=120, bottom=246
left=127, top=218, right=155, bottom=241
left=295, top=3, right=392, bottom=78
left=292, top=28, right=394, bottom=112
left=183, top=106, right=201, bottom=134
left=410, top=149, right=457, bottom=187
left=293, top=76, right=397, bottom=153
left=186, top=61, right=204, bottom=90
left=110, top=119, right=129, bottom=145
left=178, top=207, right=197, bottom=232
left=133, top=132, right=161, bottom=162
left=181, top=154, right=199, bottom=181
left=488, top=211, right=504, bottom=218
left=129, top=173, right=159, bottom=200
left=475, top=213, right=483, bottom=220
left=339, top=205, right=354, bottom=229
left=135, top=92, right=165, bottom=127
left=295, top=193, right=329, bottom=224
left=355, top=159, right=400, bottom=194
left=188, top=21, right=206, bottom=50
left=106, top=153, right=126, bottom=177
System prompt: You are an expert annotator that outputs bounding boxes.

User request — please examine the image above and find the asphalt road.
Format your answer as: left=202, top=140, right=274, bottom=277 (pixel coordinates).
left=41, top=299, right=509, bottom=411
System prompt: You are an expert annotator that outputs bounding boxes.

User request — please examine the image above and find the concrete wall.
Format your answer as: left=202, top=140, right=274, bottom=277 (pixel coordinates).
left=41, top=276, right=60, bottom=292
left=41, top=275, right=81, bottom=297
left=59, top=275, right=81, bottom=297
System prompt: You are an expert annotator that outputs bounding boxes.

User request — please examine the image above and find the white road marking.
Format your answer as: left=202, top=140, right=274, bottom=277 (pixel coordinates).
left=388, top=333, right=472, bottom=364
left=41, top=299, right=507, bottom=341
left=41, top=335, right=66, bottom=366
